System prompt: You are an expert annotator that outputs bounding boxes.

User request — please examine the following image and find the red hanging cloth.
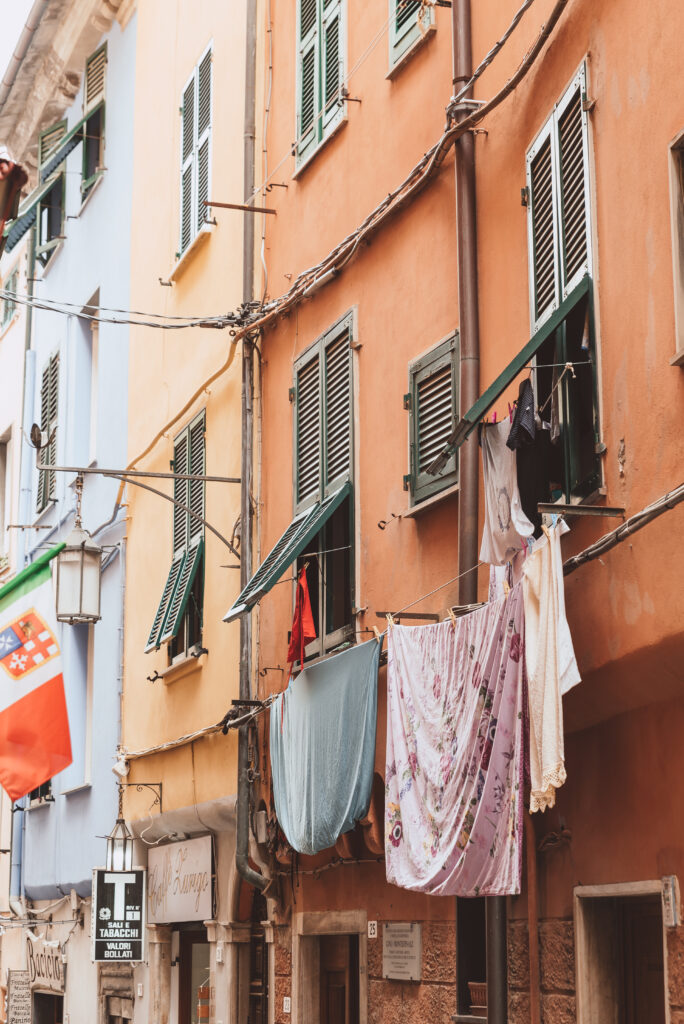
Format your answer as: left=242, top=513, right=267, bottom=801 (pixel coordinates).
left=287, top=565, right=317, bottom=670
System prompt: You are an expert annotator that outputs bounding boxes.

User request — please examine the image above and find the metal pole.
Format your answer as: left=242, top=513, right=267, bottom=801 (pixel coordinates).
left=451, top=0, right=506, bottom=1020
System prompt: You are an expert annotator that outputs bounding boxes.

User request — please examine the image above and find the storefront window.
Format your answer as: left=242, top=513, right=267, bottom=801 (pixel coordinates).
left=179, top=931, right=210, bottom=1024
left=33, top=992, right=63, bottom=1024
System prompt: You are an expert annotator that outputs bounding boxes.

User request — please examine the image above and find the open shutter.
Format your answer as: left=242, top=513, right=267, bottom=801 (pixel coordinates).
left=85, top=46, right=107, bottom=113
left=411, top=336, right=458, bottom=501
left=298, top=0, right=319, bottom=162
left=322, top=0, right=343, bottom=134
left=528, top=121, right=559, bottom=327
left=39, top=121, right=67, bottom=168
left=389, top=0, right=431, bottom=67
left=196, top=49, right=212, bottom=232
left=160, top=536, right=204, bottom=644
left=557, top=73, right=591, bottom=295
left=37, top=355, right=58, bottom=512
left=36, top=364, right=50, bottom=513
left=323, top=326, right=351, bottom=492
left=296, top=353, right=321, bottom=508
left=188, top=413, right=205, bottom=541
left=173, top=431, right=189, bottom=552
left=180, top=75, right=195, bottom=253
left=145, top=549, right=186, bottom=652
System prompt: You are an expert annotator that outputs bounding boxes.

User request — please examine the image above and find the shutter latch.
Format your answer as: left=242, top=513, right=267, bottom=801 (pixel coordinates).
left=403, top=474, right=412, bottom=492
left=403, top=393, right=412, bottom=411
left=520, top=186, right=529, bottom=207
left=581, top=91, right=596, bottom=113
left=288, top=387, right=296, bottom=404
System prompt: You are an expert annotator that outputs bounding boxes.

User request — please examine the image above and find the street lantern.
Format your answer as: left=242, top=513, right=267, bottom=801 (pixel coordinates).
left=55, top=476, right=102, bottom=624
left=106, top=795, right=134, bottom=872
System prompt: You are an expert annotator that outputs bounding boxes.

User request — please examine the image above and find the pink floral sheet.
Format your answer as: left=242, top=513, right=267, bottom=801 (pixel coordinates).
left=385, top=585, right=525, bottom=896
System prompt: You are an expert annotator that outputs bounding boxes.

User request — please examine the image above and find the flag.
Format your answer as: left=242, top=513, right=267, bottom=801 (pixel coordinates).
left=287, top=566, right=316, bottom=670
left=0, top=545, right=72, bottom=801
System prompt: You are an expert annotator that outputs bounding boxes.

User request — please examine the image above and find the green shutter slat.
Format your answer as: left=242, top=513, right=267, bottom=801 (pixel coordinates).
left=558, top=89, right=588, bottom=286
left=197, top=137, right=210, bottom=234
left=417, top=365, right=453, bottom=472
left=324, top=329, right=351, bottom=485
left=173, top=433, right=189, bottom=552
left=296, top=354, right=320, bottom=503
left=180, top=165, right=193, bottom=252
left=396, top=0, right=420, bottom=32
left=160, top=537, right=204, bottom=644
left=324, top=15, right=341, bottom=110
left=300, top=0, right=317, bottom=39
left=530, top=137, right=556, bottom=320
left=182, top=79, right=195, bottom=163
left=197, top=50, right=212, bottom=136
left=300, top=45, right=316, bottom=138
left=39, top=121, right=67, bottom=167
left=223, top=481, right=352, bottom=621
left=145, top=550, right=186, bottom=652
left=188, top=414, right=205, bottom=540
left=85, top=47, right=107, bottom=109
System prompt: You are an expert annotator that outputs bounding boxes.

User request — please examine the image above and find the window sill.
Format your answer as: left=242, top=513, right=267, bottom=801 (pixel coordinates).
left=78, top=172, right=104, bottom=215
left=451, top=1015, right=487, bottom=1023
left=169, top=222, right=215, bottom=282
left=32, top=498, right=57, bottom=528
left=386, top=22, right=436, bottom=80
left=403, top=481, right=459, bottom=519
left=26, top=798, right=52, bottom=811
left=159, top=648, right=207, bottom=685
left=37, top=240, right=64, bottom=276
left=293, top=112, right=348, bottom=180
left=61, top=782, right=91, bottom=797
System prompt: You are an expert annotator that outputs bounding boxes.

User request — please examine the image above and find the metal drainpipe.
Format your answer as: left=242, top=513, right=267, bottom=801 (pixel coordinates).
left=451, top=1, right=506, bottom=1022
left=236, top=0, right=267, bottom=893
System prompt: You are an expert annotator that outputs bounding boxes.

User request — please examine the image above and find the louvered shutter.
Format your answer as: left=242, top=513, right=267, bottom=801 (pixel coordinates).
left=38, top=121, right=67, bottom=168
left=85, top=46, right=107, bottom=113
left=296, top=353, right=321, bottom=507
left=37, top=354, right=59, bottom=512
left=173, top=431, right=189, bottom=553
left=409, top=336, right=458, bottom=503
left=179, top=75, right=195, bottom=253
left=389, top=0, right=431, bottom=67
left=528, top=124, right=559, bottom=326
left=160, top=536, right=203, bottom=644
left=298, top=0, right=319, bottom=162
left=196, top=49, right=212, bottom=232
left=324, top=327, right=351, bottom=491
left=557, top=80, right=590, bottom=294
left=145, top=549, right=186, bottom=652
left=188, top=413, right=205, bottom=540
left=322, top=1, right=343, bottom=134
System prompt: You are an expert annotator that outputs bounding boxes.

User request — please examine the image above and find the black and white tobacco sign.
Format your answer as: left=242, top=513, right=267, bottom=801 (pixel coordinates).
left=92, top=869, right=146, bottom=962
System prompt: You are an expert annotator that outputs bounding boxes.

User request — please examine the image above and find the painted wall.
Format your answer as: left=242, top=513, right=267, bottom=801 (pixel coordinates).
left=123, top=0, right=247, bottom=823
left=16, top=10, right=137, bottom=900
left=0, top=240, right=28, bottom=580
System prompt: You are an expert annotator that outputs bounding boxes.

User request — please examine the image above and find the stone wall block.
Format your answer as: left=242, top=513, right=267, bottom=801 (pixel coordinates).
left=273, top=974, right=291, bottom=1024
left=508, top=918, right=530, bottom=990
left=509, top=988, right=531, bottom=1024
left=421, top=923, right=457, bottom=983
left=368, top=979, right=455, bottom=1024
left=541, top=992, right=576, bottom=1023
left=367, top=929, right=383, bottom=979
left=668, top=924, right=684, bottom=1009
left=540, top=919, right=575, bottom=993
left=274, top=926, right=292, bottom=977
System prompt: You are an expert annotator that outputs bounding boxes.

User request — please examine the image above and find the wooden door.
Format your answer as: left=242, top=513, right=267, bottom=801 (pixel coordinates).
left=621, top=898, right=666, bottom=1024
left=319, top=935, right=359, bottom=1024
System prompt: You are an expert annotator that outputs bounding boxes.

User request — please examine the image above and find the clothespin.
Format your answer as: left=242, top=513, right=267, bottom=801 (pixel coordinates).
left=372, top=626, right=382, bottom=641
left=502, top=579, right=511, bottom=597
left=565, top=361, right=576, bottom=379
left=386, top=613, right=395, bottom=630
left=492, top=410, right=497, bottom=424
left=508, top=402, right=514, bottom=422
left=447, top=608, right=458, bottom=629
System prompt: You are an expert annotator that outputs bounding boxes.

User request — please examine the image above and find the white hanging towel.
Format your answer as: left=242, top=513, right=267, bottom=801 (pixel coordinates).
left=522, top=521, right=581, bottom=813
left=480, top=421, right=535, bottom=565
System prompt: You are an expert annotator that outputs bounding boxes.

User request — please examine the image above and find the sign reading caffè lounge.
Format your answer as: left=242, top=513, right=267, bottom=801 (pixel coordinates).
left=147, top=835, right=212, bottom=923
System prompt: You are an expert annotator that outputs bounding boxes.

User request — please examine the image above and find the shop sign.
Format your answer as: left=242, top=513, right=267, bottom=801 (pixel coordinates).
left=382, top=922, right=422, bottom=981
left=26, top=935, right=64, bottom=993
left=148, top=835, right=212, bottom=923
left=92, top=869, right=146, bottom=962
left=7, top=969, right=30, bottom=1024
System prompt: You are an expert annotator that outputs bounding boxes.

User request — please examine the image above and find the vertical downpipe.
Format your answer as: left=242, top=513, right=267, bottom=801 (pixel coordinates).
left=451, top=1, right=507, bottom=1022
left=236, top=0, right=267, bottom=893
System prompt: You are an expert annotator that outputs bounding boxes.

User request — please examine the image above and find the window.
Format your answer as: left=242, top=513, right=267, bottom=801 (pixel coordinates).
left=29, top=781, right=52, bottom=804
left=406, top=334, right=459, bottom=504
left=223, top=316, right=354, bottom=649
left=668, top=134, right=684, bottom=364
left=297, top=0, right=345, bottom=167
left=36, top=354, right=59, bottom=514
left=145, top=412, right=205, bottom=656
left=36, top=175, right=64, bottom=266
left=455, top=897, right=486, bottom=1017
left=2, top=268, right=18, bottom=327
left=389, top=0, right=434, bottom=71
left=179, top=46, right=212, bottom=256
left=527, top=64, right=592, bottom=330
left=82, top=46, right=106, bottom=198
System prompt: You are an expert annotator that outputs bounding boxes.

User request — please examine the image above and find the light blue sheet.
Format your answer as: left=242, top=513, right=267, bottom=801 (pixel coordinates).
left=270, top=638, right=380, bottom=855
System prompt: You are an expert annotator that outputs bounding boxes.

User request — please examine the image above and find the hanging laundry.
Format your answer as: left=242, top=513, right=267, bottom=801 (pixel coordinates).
left=506, top=377, right=536, bottom=450
left=287, top=565, right=316, bottom=670
left=522, top=522, right=580, bottom=813
left=480, top=421, right=535, bottom=565
left=516, top=428, right=552, bottom=538
left=270, top=637, right=380, bottom=856
left=385, top=586, right=525, bottom=897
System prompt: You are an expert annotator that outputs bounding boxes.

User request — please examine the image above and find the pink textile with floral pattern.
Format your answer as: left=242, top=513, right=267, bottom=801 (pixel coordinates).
left=385, top=584, right=525, bottom=896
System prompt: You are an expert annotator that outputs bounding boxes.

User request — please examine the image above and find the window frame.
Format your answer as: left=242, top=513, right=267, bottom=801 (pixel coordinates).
left=81, top=100, right=105, bottom=198
left=293, top=312, right=355, bottom=656
left=388, top=0, right=435, bottom=73
left=36, top=173, right=65, bottom=265
left=526, top=62, right=592, bottom=332
left=407, top=333, right=459, bottom=505
left=295, top=0, right=346, bottom=170
left=2, top=268, right=18, bottom=328
left=36, top=352, right=59, bottom=515
left=178, top=43, right=213, bottom=258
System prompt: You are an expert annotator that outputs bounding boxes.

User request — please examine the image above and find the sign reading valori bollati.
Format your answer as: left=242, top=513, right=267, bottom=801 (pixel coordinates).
left=147, top=834, right=212, bottom=923
left=7, top=969, right=30, bottom=1024
left=92, top=869, right=146, bottom=962
left=382, top=922, right=422, bottom=981
left=26, top=934, right=64, bottom=992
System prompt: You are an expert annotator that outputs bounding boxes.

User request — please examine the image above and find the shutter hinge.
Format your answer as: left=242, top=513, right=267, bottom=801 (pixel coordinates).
left=403, top=392, right=412, bottom=411
left=288, top=387, right=296, bottom=404
left=521, top=186, right=529, bottom=207
left=403, top=474, right=412, bottom=492
left=581, top=91, right=596, bottom=113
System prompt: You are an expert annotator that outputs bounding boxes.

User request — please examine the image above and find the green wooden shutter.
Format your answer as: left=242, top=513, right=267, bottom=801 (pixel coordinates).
left=180, top=75, right=195, bottom=253
left=38, top=121, right=67, bottom=168
left=409, top=336, right=458, bottom=503
left=528, top=127, right=558, bottom=325
left=557, top=82, right=590, bottom=293
left=85, top=45, right=107, bottom=113
left=188, top=413, right=205, bottom=541
left=2, top=269, right=17, bottom=325
left=389, top=0, right=432, bottom=67
left=323, top=326, right=351, bottom=491
left=196, top=49, right=212, bottom=233
left=160, top=535, right=204, bottom=644
left=298, top=0, right=319, bottom=162
left=296, top=352, right=321, bottom=507
left=37, top=354, right=58, bottom=512
left=322, top=1, right=342, bottom=133
left=173, top=431, right=189, bottom=553
left=145, top=549, right=186, bottom=652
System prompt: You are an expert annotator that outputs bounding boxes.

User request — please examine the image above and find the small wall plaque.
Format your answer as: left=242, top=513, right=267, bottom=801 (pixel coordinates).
left=382, top=922, right=422, bottom=981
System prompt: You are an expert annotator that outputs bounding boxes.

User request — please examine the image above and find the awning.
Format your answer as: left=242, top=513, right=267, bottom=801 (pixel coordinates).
left=3, top=174, right=57, bottom=253
left=223, top=481, right=351, bottom=622
left=427, top=275, right=591, bottom=474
